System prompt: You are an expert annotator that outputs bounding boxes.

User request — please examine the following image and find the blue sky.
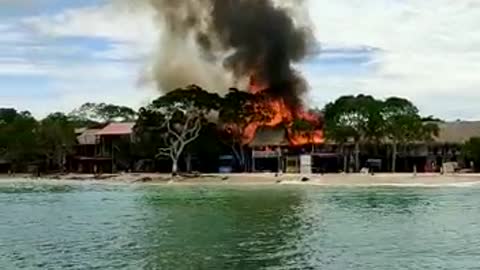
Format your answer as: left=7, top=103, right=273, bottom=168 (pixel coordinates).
left=1, top=0, right=480, bottom=120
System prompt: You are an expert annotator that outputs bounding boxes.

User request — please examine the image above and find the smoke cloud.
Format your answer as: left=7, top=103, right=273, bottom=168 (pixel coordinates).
left=145, top=0, right=316, bottom=106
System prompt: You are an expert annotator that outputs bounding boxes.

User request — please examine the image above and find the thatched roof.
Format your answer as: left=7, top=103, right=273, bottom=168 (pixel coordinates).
left=249, top=126, right=289, bottom=147
left=435, top=121, right=480, bottom=143
left=248, top=121, right=480, bottom=147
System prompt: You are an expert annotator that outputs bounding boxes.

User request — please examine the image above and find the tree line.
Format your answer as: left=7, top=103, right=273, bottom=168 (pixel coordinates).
left=0, top=103, right=137, bottom=172
left=324, top=95, right=440, bottom=172
left=2, top=85, right=476, bottom=174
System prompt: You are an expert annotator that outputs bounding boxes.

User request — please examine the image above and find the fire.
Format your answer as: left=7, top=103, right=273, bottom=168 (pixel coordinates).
left=248, top=74, right=269, bottom=94
left=243, top=75, right=325, bottom=146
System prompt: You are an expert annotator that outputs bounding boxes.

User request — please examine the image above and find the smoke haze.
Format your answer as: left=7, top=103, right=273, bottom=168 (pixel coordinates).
left=145, top=0, right=316, bottom=106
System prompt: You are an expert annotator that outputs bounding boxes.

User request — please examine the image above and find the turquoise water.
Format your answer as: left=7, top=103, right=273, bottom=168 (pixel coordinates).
left=1, top=181, right=479, bottom=269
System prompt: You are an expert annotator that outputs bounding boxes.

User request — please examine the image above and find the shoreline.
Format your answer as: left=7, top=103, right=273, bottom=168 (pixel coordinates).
left=2, top=173, right=480, bottom=187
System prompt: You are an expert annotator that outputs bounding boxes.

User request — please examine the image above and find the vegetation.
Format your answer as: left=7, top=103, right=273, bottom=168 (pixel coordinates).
left=136, top=85, right=221, bottom=175
left=463, top=137, right=480, bottom=171
left=323, top=95, right=384, bottom=172
left=0, top=86, right=445, bottom=174
left=218, top=88, right=273, bottom=171
left=69, top=102, right=137, bottom=125
left=324, top=95, right=439, bottom=172
left=0, top=109, right=40, bottom=171
left=0, top=102, right=141, bottom=173
left=38, top=113, right=76, bottom=171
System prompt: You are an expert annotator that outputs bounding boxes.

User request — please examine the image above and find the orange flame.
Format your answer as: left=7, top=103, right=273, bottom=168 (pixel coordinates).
left=243, top=75, right=325, bottom=146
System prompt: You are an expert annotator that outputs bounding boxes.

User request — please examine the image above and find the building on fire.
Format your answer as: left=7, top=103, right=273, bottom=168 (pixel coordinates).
left=69, top=120, right=480, bottom=174
left=249, top=121, right=480, bottom=173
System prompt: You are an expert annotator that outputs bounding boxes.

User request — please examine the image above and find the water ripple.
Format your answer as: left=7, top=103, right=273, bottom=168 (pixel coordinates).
left=1, top=182, right=480, bottom=269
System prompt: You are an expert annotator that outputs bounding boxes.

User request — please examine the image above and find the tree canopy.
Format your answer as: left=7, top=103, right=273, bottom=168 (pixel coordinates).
left=0, top=101, right=139, bottom=172
left=136, top=85, right=221, bottom=174
left=38, top=113, right=76, bottom=171
left=0, top=109, right=41, bottom=170
left=69, top=102, right=137, bottom=124
left=463, top=137, right=480, bottom=171
left=0, top=88, right=449, bottom=174
left=323, top=95, right=439, bottom=172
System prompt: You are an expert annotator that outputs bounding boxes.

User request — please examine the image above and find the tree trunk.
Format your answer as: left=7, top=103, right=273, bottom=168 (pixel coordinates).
left=171, top=159, right=178, bottom=176
left=231, top=144, right=245, bottom=172
left=185, top=152, right=192, bottom=172
left=354, top=141, right=360, bottom=172
left=341, top=144, right=348, bottom=173
left=392, top=143, right=397, bottom=173
left=239, top=145, right=246, bottom=172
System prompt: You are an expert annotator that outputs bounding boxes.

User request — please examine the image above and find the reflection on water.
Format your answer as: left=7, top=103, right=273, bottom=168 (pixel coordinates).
left=137, top=187, right=305, bottom=269
left=1, top=182, right=480, bottom=269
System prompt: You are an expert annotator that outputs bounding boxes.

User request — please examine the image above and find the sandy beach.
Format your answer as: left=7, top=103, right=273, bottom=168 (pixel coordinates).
left=2, top=172, right=480, bottom=187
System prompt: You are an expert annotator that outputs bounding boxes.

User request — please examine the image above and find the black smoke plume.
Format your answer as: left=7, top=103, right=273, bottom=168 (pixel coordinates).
left=148, top=0, right=315, bottom=107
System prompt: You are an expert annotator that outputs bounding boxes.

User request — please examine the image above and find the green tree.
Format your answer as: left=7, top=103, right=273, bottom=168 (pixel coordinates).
left=463, top=137, right=480, bottom=172
left=136, top=85, right=221, bottom=175
left=419, top=120, right=440, bottom=142
left=323, top=95, right=383, bottom=172
left=382, top=98, right=439, bottom=172
left=0, top=108, right=19, bottom=125
left=0, top=109, right=40, bottom=171
left=38, top=112, right=76, bottom=172
left=70, top=102, right=137, bottom=123
left=382, top=98, right=421, bottom=172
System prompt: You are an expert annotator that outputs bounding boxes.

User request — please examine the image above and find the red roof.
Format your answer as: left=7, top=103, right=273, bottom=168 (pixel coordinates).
left=96, top=122, right=135, bottom=136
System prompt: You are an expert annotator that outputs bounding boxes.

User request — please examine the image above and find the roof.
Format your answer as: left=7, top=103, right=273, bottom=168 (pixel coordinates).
left=249, top=126, right=289, bottom=147
left=74, top=127, right=87, bottom=135
left=96, top=122, right=135, bottom=136
left=247, top=121, right=480, bottom=146
left=77, top=129, right=101, bottom=145
left=435, top=121, right=480, bottom=143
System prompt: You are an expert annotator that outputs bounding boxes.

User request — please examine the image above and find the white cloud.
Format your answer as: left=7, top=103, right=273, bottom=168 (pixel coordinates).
left=0, top=60, right=156, bottom=117
left=3, top=0, right=480, bottom=119
left=23, top=1, right=157, bottom=46
left=306, top=0, right=480, bottom=119
left=0, top=57, right=49, bottom=75
left=0, top=1, right=160, bottom=117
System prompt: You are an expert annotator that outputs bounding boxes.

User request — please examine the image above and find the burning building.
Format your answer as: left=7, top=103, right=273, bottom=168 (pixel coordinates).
left=244, top=75, right=324, bottom=146
left=145, top=0, right=324, bottom=172
left=147, top=0, right=323, bottom=139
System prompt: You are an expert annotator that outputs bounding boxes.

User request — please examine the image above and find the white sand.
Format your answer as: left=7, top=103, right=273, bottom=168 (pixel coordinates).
left=2, top=173, right=480, bottom=187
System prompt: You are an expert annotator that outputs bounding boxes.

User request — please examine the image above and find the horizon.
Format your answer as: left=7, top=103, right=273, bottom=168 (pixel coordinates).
left=1, top=0, right=479, bottom=120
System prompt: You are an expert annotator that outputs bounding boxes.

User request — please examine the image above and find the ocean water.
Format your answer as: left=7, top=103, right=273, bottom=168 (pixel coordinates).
left=0, top=181, right=479, bottom=269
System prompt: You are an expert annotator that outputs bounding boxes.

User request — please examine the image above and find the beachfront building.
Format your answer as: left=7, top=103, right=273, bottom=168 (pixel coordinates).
left=381, top=121, right=479, bottom=173
left=72, top=122, right=136, bottom=173
left=72, top=126, right=107, bottom=173
left=248, top=121, right=480, bottom=173
left=250, top=127, right=287, bottom=173
left=249, top=126, right=341, bottom=173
